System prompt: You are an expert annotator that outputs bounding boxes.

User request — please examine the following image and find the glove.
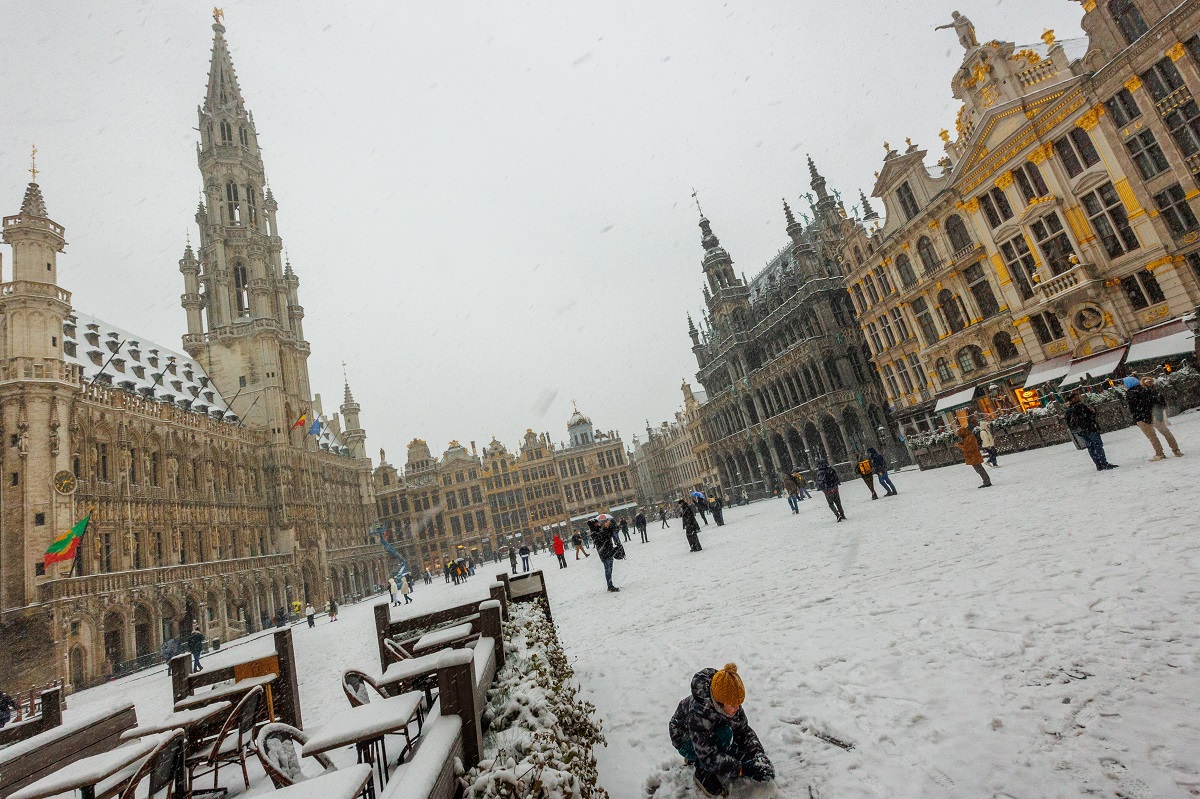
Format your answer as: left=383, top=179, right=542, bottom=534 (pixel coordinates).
left=741, top=758, right=774, bottom=782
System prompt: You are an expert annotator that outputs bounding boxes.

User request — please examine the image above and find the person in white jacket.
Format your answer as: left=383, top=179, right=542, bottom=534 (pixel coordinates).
left=978, top=420, right=999, bottom=467
left=400, top=574, right=413, bottom=604
left=388, top=576, right=399, bottom=606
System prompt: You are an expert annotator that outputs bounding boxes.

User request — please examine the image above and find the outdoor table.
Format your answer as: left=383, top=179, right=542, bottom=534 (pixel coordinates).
left=119, top=701, right=231, bottom=742
left=301, top=692, right=423, bottom=797
left=412, top=623, right=472, bottom=653
left=174, top=673, right=277, bottom=719
left=269, top=764, right=371, bottom=799
left=378, top=654, right=442, bottom=708
left=8, top=732, right=168, bottom=799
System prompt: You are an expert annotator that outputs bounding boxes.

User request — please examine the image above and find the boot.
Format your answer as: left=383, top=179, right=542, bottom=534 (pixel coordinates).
left=693, top=769, right=727, bottom=798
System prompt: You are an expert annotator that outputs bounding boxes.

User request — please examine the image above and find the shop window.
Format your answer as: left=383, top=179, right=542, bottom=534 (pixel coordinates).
left=1081, top=183, right=1139, bottom=258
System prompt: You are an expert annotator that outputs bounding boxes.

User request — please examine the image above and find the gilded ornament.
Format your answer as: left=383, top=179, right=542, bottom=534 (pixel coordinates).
left=939, top=129, right=951, bottom=143
left=994, top=171, right=1015, bottom=190
left=1167, top=42, right=1186, bottom=61
left=1124, top=75, right=1142, bottom=93
left=1041, top=29, right=1055, bottom=47
left=963, top=198, right=981, bottom=214
left=1075, top=104, right=1105, bottom=131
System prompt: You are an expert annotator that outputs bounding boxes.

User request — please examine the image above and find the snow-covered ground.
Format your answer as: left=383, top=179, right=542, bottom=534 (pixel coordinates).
left=63, top=412, right=1200, bottom=798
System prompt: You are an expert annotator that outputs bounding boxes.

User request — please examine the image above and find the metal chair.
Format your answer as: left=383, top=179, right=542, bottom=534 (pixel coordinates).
left=186, top=684, right=264, bottom=792
left=254, top=723, right=336, bottom=788
left=118, top=729, right=186, bottom=799
left=342, top=670, right=388, bottom=707
left=382, top=640, right=439, bottom=708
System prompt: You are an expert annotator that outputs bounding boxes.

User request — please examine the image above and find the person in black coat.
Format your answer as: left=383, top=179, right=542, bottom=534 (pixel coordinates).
left=695, top=495, right=709, bottom=525
left=634, top=511, right=649, bottom=542
left=587, top=519, right=619, bottom=592
left=508, top=546, right=518, bottom=575
left=1065, top=391, right=1118, bottom=471
left=814, top=460, right=845, bottom=522
left=619, top=517, right=631, bottom=542
left=1126, top=377, right=1182, bottom=460
left=710, top=494, right=725, bottom=526
left=187, top=625, right=205, bottom=672
left=518, top=544, right=531, bottom=572
left=678, top=499, right=702, bottom=551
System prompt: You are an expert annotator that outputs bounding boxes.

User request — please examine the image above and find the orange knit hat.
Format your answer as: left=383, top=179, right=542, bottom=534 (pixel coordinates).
left=710, top=663, right=745, bottom=705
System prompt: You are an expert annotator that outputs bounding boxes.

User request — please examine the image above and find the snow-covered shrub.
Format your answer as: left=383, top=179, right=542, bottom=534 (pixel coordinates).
left=461, top=599, right=608, bottom=799
left=904, top=428, right=957, bottom=448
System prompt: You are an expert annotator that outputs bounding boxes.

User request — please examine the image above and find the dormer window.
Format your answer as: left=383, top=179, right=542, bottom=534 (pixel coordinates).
left=897, top=182, right=920, bottom=221
left=64, top=323, right=76, bottom=339
left=128, top=348, right=141, bottom=362
left=88, top=350, right=103, bottom=366
left=1108, top=0, right=1149, bottom=46
left=63, top=341, right=77, bottom=357
left=84, top=332, right=99, bottom=347
left=132, top=365, right=146, bottom=379
left=105, top=340, right=121, bottom=354
left=112, top=358, right=126, bottom=373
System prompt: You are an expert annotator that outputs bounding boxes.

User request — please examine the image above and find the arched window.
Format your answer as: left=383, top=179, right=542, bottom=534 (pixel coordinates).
left=219, top=120, right=233, bottom=144
left=992, top=331, right=1019, bottom=361
left=1108, top=0, right=1149, bottom=45
left=234, top=264, right=250, bottom=317
left=946, top=215, right=972, bottom=252
left=935, top=358, right=953, bottom=384
left=825, top=358, right=844, bottom=390
left=917, top=237, right=941, bottom=274
left=956, top=345, right=986, bottom=374
left=238, top=127, right=248, bottom=146
left=938, top=288, right=966, bottom=333
left=847, top=347, right=866, bottom=382
left=246, top=184, right=258, bottom=225
left=225, top=182, right=240, bottom=224
left=895, top=254, right=917, bottom=287
left=832, top=296, right=848, bottom=328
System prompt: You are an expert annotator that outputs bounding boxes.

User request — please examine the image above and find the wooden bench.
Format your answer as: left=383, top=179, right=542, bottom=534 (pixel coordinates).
left=379, top=716, right=463, bottom=799
left=170, top=628, right=302, bottom=728
left=496, top=570, right=552, bottom=622
left=0, top=698, right=136, bottom=799
left=0, top=688, right=61, bottom=749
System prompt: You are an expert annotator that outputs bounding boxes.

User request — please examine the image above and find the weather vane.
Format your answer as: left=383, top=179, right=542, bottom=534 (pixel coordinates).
left=691, top=187, right=703, bottom=216
left=29, top=145, right=38, bottom=183
left=212, top=7, right=224, bottom=23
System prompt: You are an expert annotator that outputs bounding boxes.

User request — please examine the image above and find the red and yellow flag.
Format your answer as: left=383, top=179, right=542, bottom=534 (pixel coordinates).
left=290, top=412, right=308, bottom=431
left=44, top=514, right=90, bottom=567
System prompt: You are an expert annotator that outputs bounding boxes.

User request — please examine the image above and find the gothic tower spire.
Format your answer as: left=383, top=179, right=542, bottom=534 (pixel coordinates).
left=339, top=374, right=366, bottom=459
left=185, top=13, right=311, bottom=445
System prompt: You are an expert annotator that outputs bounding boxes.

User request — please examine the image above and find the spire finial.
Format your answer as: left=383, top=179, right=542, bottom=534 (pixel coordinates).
left=212, top=7, right=224, bottom=23
left=29, top=144, right=38, bottom=183
left=691, top=187, right=703, bottom=217
left=783, top=198, right=796, bottom=226
left=186, top=228, right=191, bottom=247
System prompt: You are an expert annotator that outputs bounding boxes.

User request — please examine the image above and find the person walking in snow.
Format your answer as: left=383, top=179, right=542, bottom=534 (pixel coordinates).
left=710, top=494, right=725, bottom=526
left=635, top=510, right=649, bottom=542
left=305, top=603, right=316, bottom=628
left=388, top=576, right=399, bottom=606
left=1065, top=391, right=1118, bottom=471
left=587, top=519, right=619, bottom=592
left=620, top=517, right=631, bottom=542
left=669, top=663, right=775, bottom=797
left=978, top=420, right=999, bottom=467
left=400, top=573, right=413, bottom=604
left=814, top=459, right=845, bottom=521
left=1127, top=376, right=1183, bottom=461
left=507, top=546, right=518, bottom=575
left=0, top=690, right=18, bottom=730
left=785, top=483, right=800, bottom=514
left=328, top=599, right=338, bottom=622
left=855, top=453, right=879, bottom=500
left=678, top=498, right=702, bottom=551
left=659, top=506, right=670, bottom=528
left=571, top=530, right=589, bottom=559
left=187, top=625, right=205, bottom=672
left=552, top=533, right=568, bottom=568
left=956, top=426, right=992, bottom=488
left=791, top=471, right=812, bottom=500
left=867, top=447, right=897, bottom=496
left=160, top=637, right=180, bottom=674
left=518, top=544, right=531, bottom=572
left=695, top=495, right=710, bottom=525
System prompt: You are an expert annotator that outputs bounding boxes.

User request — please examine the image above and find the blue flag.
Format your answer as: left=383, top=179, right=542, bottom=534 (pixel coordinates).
left=308, top=418, right=322, bottom=436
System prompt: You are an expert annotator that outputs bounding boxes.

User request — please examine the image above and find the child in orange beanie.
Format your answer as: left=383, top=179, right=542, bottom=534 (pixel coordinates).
left=668, top=663, right=775, bottom=797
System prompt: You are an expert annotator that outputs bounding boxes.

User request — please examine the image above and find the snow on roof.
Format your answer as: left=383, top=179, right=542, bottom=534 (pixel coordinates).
left=64, top=310, right=235, bottom=422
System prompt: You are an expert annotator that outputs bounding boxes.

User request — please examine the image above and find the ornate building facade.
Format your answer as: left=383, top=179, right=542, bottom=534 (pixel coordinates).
left=0, top=17, right=383, bottom=691
left=371, top=408, right=635, bottom=574
left=688, top=162, right=897, bottom=497
left=843, top=4, right=1200, bottom=434
left=630, top=380, right=719, bottom=505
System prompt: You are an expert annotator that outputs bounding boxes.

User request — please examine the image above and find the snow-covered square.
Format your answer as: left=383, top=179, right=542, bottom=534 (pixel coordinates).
left=63, top=412, right=1200, bottom=798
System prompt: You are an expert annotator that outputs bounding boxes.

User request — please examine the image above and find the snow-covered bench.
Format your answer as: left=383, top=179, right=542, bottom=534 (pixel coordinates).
left=495, top=570, right=552, bottom=622
left=0, top=698, right=136, bottom=799
left=0, top=688, right=61, bottom=749
left=170, top=627, right=303, bottom=729
left=379, top=716, right=463, bottom=799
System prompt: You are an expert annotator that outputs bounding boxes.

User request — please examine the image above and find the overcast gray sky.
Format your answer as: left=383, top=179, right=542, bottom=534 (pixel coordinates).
left=0, top=0, right=1085, bottom=458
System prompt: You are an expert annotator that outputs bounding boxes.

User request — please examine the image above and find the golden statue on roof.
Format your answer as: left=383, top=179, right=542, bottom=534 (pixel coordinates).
left=212, top=7, right=224, bottom=23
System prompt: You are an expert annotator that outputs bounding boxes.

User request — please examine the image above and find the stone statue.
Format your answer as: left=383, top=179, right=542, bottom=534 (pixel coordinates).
left=936, top=11, right=978, bottom=50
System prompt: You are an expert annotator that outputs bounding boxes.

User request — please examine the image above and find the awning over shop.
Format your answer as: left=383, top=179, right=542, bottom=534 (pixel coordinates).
left=1058, top=346, right=1128, bottom=387
left=933, top=384, right=978, bottom=413
left=609, top=502, right=638, bottom=513
left=569, top=513, right=597, bottom=523
left=1126, top=318, right=1196, bottom=363
left=1022, top=354, right=1073, bottom=389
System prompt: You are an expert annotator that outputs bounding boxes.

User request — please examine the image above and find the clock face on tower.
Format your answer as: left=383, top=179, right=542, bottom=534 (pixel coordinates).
left=53, top=470, right=78, bottom=495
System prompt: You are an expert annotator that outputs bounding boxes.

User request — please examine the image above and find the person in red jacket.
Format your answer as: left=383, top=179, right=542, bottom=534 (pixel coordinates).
left=552, top=533, right=568, bottom=569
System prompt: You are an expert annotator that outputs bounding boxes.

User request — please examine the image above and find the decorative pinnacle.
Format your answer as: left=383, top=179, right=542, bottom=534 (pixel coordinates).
left=859, top=190, right=877, bottom=220
left=807, top=154, right=821, bottom=183
left=783, top=198, right=797, bottom=226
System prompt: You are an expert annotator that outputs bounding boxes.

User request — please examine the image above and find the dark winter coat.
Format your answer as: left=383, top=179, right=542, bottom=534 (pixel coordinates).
left=867, top=448, right=888, bottom=475
left=634, top=512, right=647, bottom=531
left=619, top=519, right=629, bottom=535
left=1065, top=401, right=1100, bottom=434
left=814, top=464, right=840, bottom=492
left=0, top=691, right=18, bottom=729
left=1125, top=384, right=1164, bottom=425
left=508, top=549, right=518, bottom=566
left=669, top=668, right=769, bottom=783
left=187, top=630, right=205, bottom=655
left=518, top=546, right=530, bottom=557
left=571, top=532, right=584, bottom=547
left=588, top=521, right=616, bottom=560
left=678, top=502, right=700, bottom=534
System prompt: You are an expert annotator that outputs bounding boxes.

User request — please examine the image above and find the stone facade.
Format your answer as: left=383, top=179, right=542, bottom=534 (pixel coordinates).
left=630, top=380, right=719, bottom=505
left=0, top=19, right=384, bottom=692
left=371, top=408, right=635, bottom=574
left=688, top=161, right=898, bottom=497
left=843, top=5, right=1200, bottom=436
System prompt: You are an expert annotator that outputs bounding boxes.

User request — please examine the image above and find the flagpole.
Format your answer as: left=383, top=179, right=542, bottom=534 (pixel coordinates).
left=67, top=507, right=93, bottom=578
